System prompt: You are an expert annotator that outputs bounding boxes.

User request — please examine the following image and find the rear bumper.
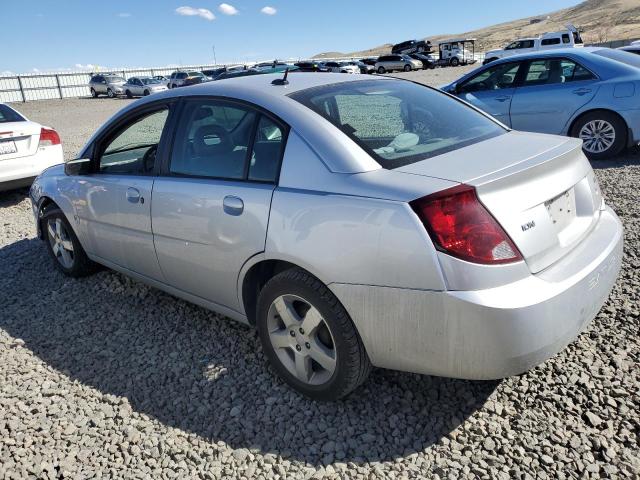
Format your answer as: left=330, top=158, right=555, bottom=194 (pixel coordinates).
left=330, top=206, right=623, bottom=379
left=0, top=145, right=63, bottom=191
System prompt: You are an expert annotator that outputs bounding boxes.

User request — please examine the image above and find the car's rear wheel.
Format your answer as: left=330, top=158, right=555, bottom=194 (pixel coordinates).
left=571, top=111, right=627, bottom=160
left=256, top=268, right=371, bottom=401
left=404, top=64, right=412, bottom=72
left=143, top=89, right=150, bottom=96
left=42, top=207, right=98, bottom=277
left=107, top=88, right=115, bottom=98
left=90, top=88, right=98, bottom=98
left=450, top=57, right=460, bottom=67
left=377, top=66, right=386, bottom=74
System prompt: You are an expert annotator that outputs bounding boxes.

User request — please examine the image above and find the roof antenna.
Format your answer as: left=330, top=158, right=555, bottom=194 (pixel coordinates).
left=271, top=68, right=289, bottom=86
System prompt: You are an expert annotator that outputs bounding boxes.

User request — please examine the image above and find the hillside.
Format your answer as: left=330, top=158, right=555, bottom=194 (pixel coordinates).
left=313, top=0, right=640, bottom=58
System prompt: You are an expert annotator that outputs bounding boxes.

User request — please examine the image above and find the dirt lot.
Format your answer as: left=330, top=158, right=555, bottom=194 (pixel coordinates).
left=1, top=70, right=639, bottom=479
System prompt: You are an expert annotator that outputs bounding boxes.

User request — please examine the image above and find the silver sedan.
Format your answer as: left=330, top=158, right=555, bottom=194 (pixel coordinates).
left=123, top=76, right=168, bottom=98
left=30, top=74, right=623, bottom=400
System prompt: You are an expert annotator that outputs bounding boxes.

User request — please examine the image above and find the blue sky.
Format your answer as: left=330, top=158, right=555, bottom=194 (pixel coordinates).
left=1, top=0, right=581, bottom=73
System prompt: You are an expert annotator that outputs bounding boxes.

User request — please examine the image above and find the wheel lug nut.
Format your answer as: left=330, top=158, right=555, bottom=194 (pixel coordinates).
left=295, top=345, right=301, bottom=351
left=290, top=330, right=295, bottom=337
left=299, top=328, right=305, bottom=334
left=305, top=342, right=310, bottom=349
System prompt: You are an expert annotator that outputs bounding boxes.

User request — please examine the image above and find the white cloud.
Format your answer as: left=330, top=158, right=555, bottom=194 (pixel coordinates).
left=74, top=63, right=97, bottom=70
left=218, top=3, right=238, bottom=15
left=32, top=68, right=40, bottom=73
left=117, top=13, right=132, bottom=18
left=260, top=6, right=277, bottom=15
left=175, top=6, right=215, bottom=21
left=1, top=70, right=15, bottom=76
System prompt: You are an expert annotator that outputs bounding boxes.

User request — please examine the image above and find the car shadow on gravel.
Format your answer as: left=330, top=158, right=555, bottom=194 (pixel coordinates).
left=591, top=146, right=640, bottom=170
left=0, top=187, right=30, bottom=207
left=0, top=237, right=498, bottom=466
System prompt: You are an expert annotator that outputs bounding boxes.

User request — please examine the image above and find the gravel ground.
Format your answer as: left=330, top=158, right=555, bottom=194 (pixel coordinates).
left=1, top=70, right=639, bottom=479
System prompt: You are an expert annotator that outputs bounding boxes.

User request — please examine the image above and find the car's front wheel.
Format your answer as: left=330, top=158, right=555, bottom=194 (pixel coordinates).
left=42, top=207, right=98, bottom=277
left=256, top=268, right=371, bottom=401
left=125, top=90, right=133, bottom=99
left=143, top=89, right=150, bottom=96
left=107, top=88, right=115, bottom=98
left=571, top=111, right=627, bottom=160
left=90, top=88, right=98, bottom=98
left=450, top=57, right=460, bottom=67
left=404, top=64, right=412, bottom=72
left=377, top=66, right=386, bottom=74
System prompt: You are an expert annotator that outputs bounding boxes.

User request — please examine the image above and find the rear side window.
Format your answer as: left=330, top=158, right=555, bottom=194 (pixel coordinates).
left=290, top=79, right=505, bottom=169
left=541, top=37, right=561, bottom=46
left=523, top=58, right=595, bottom=86
left=0, top=104, right=25, bottom=123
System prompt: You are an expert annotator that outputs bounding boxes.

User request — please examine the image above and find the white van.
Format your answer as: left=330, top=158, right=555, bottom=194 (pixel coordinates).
left=483, top=26, right=584, bottom=64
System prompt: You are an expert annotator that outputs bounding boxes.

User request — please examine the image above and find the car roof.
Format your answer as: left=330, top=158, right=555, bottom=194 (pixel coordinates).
left=487, top=47, right=606, bottom=63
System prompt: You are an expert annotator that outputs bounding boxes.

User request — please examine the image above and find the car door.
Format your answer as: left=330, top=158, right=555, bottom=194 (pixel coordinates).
left=456, top=61, right=523, bottom=127
left=95, top=75, right=106, bottom=94
left=152, top=98, right=287, bottom=311
left=510, top=57, right=598, bottom=134
left=72, top=103, right=174, bottom=280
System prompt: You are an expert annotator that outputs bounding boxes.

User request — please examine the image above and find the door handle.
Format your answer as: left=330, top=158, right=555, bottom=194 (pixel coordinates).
left=126, top=187, right=143, bottom=204
left=572, top=88, right=592, bottom=96
left=495, top=95, right=511, bottom=102
left=223, top=195, right=244, bottom=216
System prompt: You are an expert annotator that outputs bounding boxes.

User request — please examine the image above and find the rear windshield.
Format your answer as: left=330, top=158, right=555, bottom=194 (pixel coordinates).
left=592, top=48, right=640, bottom=69
left=106, top=76, right=126, bottom=83
left=289, top=79, right=505, bottom=169
left=0, top=104, right=25, bottom=123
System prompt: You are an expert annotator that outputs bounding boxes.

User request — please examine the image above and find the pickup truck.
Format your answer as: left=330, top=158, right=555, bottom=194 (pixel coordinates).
left=483, top=28, right=584, bottom=65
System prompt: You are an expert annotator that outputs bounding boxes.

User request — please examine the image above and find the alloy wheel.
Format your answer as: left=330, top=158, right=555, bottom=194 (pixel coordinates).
left=47, top=218, right=75, bottom=269
left=267, top=294, right=337, bottom=385
left=579, top=119, right=616, bottom=154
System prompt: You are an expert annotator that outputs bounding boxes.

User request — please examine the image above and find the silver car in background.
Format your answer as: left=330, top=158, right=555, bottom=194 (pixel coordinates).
left=31, top=74, right=622, bottom=400
left=88, top=74, right=127, bottom=98
left=375, top=54, right=423, bottom=73
left=123, top=76, right=169, bottom=98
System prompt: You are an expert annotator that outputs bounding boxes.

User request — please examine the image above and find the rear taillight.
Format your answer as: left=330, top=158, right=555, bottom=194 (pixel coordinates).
left=38, top=127, right=60, bottom=147
left=410, top=184, right=522, bottom=265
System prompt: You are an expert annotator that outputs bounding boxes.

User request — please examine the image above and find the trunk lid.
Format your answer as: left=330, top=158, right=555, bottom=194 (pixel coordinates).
left=395, top=131, right=603, bottom=273
left=0, top=121, right=42, bottom=160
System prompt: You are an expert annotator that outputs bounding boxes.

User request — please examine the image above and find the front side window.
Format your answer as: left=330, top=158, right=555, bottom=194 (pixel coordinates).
left=99, top=108, right=169, bottom=175
left=459, top=62, right=521, bottom=93
left=290, top=79, right=505, bottom=169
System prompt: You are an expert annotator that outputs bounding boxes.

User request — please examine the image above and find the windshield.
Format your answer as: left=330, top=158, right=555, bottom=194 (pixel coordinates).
left=106, top=76, right=126, bottom=83
left=290, top=79, right=505, bottom=169
left=0, top=104, right=25, bottom=123
left=592, top=48, right=640, bottom=69
left=187, top=71, right=205, bottom=77
left=141, top=78, right=160, bottom=85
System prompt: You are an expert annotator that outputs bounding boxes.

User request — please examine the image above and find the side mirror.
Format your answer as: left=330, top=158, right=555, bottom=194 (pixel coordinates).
left=65, top=158, right=92, bottom=176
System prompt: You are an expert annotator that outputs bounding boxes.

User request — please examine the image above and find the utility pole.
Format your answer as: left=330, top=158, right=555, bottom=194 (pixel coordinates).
left=212, top=45, right=217, bottom=66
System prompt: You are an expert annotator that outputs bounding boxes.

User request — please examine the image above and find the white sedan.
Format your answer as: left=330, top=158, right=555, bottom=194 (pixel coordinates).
left=0, top=103, right=64, bottom=191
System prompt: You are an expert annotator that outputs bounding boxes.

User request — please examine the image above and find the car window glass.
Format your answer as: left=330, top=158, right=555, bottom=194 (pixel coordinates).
left=291, top=79, right=504, bottom=169
left=0, top=104, right=25, bottom=123
left=523, top=59, right=594, bottom=86
left=248, top=116, right=285, bottom=182
left=562, top=34, right=570, bottom=44
left=170, top=101, right=256, bottom=179
left=459, top=62, right=520, bottom=93
left=541, top=37, right=561, bottom=46
left=100, top=108, right=169, bottom=175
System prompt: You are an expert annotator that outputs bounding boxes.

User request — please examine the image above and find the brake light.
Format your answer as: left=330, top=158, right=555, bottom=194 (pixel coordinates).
left=38, top=127, right=60, bottom=147
left=410, top=184, right=522, bottom=265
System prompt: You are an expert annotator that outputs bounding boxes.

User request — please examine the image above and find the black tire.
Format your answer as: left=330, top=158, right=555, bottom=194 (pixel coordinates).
left=450, top=57, right=460, bottom=67
left=570, top=111, right=627, bottom=160
left=403, top=64, right=412, bottom=72
left=90, top=88, right=98, bottom=98
left=428, top=63, right=436, bottom=70
left=171, top=83, right=177, bottom=89
left=143, top=89, right=150, bottom=96
left=107, top=88, right=115, bottom=98
left=256, top=268, right=371, bottom=401
left=41, top=207, right=98, bottom=278
left=125, top=90, right=133, bottom=99
left=377, top=66, right=386, bottom=74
